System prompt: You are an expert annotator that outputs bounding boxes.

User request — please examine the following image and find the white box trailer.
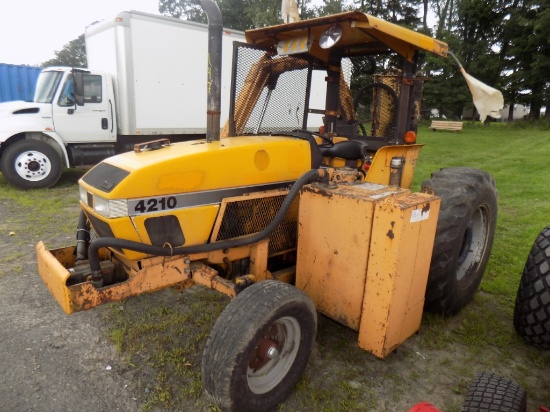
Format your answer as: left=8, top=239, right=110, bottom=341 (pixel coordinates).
left=85, top=11, right=243, bottom=136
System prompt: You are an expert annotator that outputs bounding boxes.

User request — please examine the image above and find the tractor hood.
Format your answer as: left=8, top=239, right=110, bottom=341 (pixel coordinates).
left=77, top=135, right=313, bottom=260
left=79, top=135, right=313, bottom=201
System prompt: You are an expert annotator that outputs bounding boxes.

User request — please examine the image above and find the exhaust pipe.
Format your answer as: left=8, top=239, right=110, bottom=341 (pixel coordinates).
left=201, top=0, right=223, bottom=142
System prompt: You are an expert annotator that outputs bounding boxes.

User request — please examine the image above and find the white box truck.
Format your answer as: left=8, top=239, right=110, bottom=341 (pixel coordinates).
left=0, top=11, right=245, bottom=189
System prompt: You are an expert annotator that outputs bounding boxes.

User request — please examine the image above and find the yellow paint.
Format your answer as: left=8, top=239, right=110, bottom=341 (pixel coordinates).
left=82, top=136, right=312, bottom=199
left=125, top=205, right=220, bottom=260
left=246, top=11, right=448, bottom=63
left=295, top=183, right=440, bottom=358
left=359, top=192, right=440, bottom=357
left=35, top=242, right=191, bottom=314
left=158, top=171, right=205, bottom=191
left=366, top=144, right=423, bottom=189
left=254, top=150, right=270, bottom=171
left=249, top=240, right=269, bottom=281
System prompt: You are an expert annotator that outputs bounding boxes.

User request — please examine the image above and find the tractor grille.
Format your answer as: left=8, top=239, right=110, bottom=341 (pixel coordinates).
left=212, top=191, right=298, bottom=256
left=224, top=42, right=312, bottom=137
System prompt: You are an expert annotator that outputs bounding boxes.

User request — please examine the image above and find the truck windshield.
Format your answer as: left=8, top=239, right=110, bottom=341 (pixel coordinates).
left=34, top=71, right=64, bottom=103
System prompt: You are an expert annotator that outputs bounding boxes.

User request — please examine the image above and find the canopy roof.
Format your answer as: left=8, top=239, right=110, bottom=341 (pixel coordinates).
left=245, top=11, right=448, bottom=63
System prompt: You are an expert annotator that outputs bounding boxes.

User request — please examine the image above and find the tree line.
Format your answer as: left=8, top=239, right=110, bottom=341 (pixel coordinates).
left=43, top=0, right=549, bottom=120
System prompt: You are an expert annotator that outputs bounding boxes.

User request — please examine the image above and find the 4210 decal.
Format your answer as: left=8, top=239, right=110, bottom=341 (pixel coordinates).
left=133, top=196, right=177, bottom=214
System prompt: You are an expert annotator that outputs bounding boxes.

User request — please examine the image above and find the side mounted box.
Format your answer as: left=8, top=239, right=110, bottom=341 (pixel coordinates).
left=296, top=183, right=440, bottom=358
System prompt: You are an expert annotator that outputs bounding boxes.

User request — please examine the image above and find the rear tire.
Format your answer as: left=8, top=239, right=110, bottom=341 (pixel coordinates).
left=0, top=139, right=62, bottom=189
left=514, top=226, right=550, bottom=349
left=201, top=280, right=317, bottom=412
left=421, top=168, right=498, bottom=315
left=461, top=372, right=526, bottom=412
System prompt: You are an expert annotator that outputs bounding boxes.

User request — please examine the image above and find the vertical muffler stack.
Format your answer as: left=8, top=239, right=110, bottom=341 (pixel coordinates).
left=201, top=0, right=223, bottom=142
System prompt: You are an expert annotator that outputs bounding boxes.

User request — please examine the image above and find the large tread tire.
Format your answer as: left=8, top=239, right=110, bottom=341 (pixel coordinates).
left=461, top=372, right=527, bottom=412
left=202, top=280, right=317, bottom=412
left=0, top=139, right=63, bottom=189
left=513, top=226, right=550, bottom=349
left=421, top=168, right=498, bottom=315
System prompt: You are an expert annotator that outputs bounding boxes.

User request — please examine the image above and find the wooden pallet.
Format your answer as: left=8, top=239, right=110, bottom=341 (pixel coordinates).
left=430, top=120, right=463, bottom=132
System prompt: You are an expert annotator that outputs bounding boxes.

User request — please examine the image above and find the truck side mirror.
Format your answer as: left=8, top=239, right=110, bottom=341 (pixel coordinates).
left=73, top=72, right=85, bottom=106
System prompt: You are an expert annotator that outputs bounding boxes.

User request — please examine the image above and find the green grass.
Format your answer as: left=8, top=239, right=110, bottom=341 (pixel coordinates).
left=101, top=288, right=229, bottom=411
left=0, top=168, right=86, bottom=275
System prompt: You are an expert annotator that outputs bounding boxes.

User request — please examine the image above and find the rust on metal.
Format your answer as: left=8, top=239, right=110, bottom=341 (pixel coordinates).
left=191, top=261, right=237, bottom=297
left=36, top=242, right=192, bottom=314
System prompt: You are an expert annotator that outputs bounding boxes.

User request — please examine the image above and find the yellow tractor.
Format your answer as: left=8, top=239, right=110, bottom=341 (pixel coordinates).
left=36, top=1, right=498, bottom=410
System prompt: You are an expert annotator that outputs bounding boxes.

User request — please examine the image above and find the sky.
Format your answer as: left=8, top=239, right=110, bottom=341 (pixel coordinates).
left=0, top=0, right=392, bottom=67
left=0, top=0, right=161, bottom=66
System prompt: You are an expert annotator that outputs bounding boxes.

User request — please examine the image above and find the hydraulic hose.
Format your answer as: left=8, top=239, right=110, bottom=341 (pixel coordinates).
left=75, top=210, right=90, bottom=262
left=89, top=168, right=325, bottom=287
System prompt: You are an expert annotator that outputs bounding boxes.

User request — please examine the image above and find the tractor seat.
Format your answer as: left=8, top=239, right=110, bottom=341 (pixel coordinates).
left=320, top=140, right=368, bottom=160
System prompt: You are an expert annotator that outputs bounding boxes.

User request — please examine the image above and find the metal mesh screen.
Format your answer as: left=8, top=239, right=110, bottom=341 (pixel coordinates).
left=352, top=77, right=399, bottom=141
left=372, top=74, right=400, bottom=140
left=228, top=43, right=311, bottom=136
left=214, top=194, right=299, bottom=256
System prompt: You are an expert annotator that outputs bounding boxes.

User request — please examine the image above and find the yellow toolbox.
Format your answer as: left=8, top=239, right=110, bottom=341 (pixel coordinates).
left=296, top=182, right=440, bottom=358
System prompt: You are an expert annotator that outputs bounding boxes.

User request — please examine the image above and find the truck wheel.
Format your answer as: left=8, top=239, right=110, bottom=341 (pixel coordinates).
left=0, top=139, right=63, bottom=189
left=513, top=226, right=550, bottom=349
left=421, top=168, right=498, bottom=315
left=461, top=372, right=527, bottom=412
left=202, top=280, right=317, bottom=412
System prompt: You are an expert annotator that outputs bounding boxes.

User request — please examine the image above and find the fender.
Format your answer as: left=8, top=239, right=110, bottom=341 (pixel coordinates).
left=0, top=102, right=70, bottom=167
left=39, top=131, right=71, bottom=168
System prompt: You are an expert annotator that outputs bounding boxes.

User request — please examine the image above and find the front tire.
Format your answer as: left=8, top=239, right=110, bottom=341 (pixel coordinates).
left=0, top=139, right=63, bottom=189
left=514, top=226, right=550, bottom=349
left=202, top=280, right=317, bottom=412
left=422, top=168, right=498, bottom=315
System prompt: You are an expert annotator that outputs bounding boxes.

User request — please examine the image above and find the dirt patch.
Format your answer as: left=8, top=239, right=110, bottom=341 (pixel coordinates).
left=0, top=174, right=548, bottom=412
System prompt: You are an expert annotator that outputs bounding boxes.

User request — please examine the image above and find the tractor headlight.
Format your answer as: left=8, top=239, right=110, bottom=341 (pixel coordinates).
left=79, top=186, right=87, bottom=205
left=93, top=196, right=128, bottom=218
left=79, top=186, right=128, bottom=218
left=319, top=24, right=343, bottom=49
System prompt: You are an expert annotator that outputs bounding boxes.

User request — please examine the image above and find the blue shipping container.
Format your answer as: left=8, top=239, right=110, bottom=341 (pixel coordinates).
left=0, top=63, right=42, bottom=103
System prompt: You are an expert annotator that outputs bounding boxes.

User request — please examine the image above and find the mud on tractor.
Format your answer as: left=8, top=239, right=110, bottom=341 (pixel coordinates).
left=36, top=1, right=498, bottom=410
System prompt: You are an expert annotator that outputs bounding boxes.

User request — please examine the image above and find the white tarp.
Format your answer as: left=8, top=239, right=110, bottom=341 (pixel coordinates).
left=460, top=67, right=504, bottom=122
left=281, top=0, right=300, bottom=22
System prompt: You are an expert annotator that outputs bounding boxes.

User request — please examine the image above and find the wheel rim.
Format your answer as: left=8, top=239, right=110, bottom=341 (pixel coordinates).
left=247, top=316, right=301, bottom=395
left=456, top=205, right=489, bottom=284
left=14, top=150, right=51, bottom=181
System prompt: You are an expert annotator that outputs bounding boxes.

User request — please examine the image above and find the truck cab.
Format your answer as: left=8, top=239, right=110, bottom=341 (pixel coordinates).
left=0, top=67, right=116, bottom=189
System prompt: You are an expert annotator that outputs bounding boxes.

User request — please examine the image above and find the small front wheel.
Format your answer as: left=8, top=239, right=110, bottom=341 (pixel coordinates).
left=0, top=139, right=63, bottom=189
left=202, top=280, right=317, bottom=412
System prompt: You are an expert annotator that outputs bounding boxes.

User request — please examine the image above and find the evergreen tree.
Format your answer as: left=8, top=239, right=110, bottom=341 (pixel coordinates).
left=41, top=34, right=87, bottom=68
